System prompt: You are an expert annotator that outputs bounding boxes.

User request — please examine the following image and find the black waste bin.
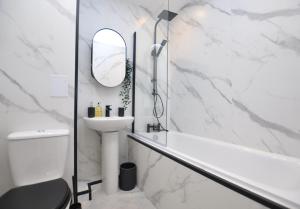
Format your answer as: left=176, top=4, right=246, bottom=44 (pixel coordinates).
left=119, top=162, right=136, bottom=191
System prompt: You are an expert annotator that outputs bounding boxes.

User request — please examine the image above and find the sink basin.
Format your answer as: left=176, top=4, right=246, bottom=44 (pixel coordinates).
left=83, top=116, right=134, bottom=132
left=83, top=116, right=134, bottom=195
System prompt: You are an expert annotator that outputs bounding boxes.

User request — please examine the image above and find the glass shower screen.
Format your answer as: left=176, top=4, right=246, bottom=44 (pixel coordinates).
left=134, top=2, right=171, bottom=145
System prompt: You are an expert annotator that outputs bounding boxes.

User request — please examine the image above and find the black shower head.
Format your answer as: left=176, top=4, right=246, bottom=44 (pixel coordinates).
left=151, top=40, right=168, bottom=57
left=156, top=40, right=168, bottom=57
left=160, top=39, right=168, bottom=47
left=157, top=10, right=178, bottom=21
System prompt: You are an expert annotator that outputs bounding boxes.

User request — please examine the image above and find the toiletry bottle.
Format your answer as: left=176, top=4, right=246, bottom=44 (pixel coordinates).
left=88, top=102, right=95, bottom=118
left=95, top=102, right=102, bottom=117
left=99, top=102, right=103, bottom=117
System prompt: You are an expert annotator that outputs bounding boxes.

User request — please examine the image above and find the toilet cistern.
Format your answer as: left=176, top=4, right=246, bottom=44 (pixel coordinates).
left=7, top=129, right=69, bottom=186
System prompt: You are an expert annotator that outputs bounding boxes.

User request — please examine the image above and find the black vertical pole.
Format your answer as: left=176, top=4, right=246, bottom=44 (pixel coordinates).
left=131, top=32, right=136, bottom=133
left=71, top=0, right=81, bottom=208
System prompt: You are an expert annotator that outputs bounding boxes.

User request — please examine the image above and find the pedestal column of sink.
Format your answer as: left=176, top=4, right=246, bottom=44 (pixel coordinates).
left=101, top=131, right=119, bottom=194
left=83, top=116, right=134, bottom=195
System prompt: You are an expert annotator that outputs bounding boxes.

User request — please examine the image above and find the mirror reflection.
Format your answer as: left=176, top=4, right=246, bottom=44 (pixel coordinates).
left=92, top=29, right=126, bottom=87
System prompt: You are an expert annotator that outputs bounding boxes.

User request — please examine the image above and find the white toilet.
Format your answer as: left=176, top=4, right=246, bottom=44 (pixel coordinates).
left=0, top=129, right=71, bottom=209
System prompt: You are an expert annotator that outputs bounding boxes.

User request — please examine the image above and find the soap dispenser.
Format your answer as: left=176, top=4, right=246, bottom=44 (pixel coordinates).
left=95, top=102, right=102, bottom=117
left=88, top=102, right=95, bottom=118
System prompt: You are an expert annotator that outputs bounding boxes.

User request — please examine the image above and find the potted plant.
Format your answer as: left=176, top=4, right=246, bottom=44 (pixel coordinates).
left=119, top=59, right=132, bottom=116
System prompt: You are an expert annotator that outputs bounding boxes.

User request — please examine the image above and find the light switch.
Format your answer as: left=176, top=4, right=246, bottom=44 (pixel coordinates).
left=51, top=74, right=68, bottom=97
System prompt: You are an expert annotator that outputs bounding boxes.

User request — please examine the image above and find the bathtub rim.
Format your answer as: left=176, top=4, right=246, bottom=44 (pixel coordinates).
left=128, top=133, right=291, bottom=209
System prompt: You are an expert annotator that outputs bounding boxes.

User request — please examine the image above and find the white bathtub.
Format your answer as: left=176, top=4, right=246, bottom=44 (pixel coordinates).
left=131, top=131, right=300, bottom=209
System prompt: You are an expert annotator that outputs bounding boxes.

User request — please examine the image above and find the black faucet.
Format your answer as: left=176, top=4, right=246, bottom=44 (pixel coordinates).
left=105, top=105, right=112, bottom=117
left=147, top=123, right=161, bottom=133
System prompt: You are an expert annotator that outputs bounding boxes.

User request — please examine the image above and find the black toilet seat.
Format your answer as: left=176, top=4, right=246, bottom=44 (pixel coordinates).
left=0, top=178, right=71, bottom=209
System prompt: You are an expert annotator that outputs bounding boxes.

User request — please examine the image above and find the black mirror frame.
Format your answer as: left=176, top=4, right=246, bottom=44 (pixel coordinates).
left=91, top=28, right=127, bottom=88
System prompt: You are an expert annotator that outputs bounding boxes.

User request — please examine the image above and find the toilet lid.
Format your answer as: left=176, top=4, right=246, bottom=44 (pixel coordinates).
left=0, top=178, right=71, bottom=209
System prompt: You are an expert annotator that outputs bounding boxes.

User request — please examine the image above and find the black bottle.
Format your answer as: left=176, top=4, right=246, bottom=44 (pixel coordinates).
left=88, top=102, right=95, bottom=118
left=118, top=107, right=125, bottom=117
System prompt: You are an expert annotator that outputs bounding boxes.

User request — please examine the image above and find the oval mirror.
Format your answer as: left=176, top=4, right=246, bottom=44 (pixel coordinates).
left=92, top=29, right=126, bottom=87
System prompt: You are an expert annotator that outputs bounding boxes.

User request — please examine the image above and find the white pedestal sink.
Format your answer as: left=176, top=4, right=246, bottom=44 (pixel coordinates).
left=83, top=116, right=134, bottom=195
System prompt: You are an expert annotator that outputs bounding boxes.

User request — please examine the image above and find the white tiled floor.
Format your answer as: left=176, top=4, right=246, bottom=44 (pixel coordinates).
left=79, top=187, right=156, bottom=209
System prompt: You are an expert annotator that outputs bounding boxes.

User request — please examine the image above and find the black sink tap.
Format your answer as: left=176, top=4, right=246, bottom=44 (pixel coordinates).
left=105, top=105, right=112, bottom=117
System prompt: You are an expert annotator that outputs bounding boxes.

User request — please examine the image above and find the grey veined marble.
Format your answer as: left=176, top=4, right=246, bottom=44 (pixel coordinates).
left=0, top=0, right=76, bottom=195
left=168, top=0, right=300, bottom=158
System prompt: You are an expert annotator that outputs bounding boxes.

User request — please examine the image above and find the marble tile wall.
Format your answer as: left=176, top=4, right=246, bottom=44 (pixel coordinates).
left=129, top=139, right=267, bottom=209
left=168, top=0, right=300, bottom=158
left=0, top=0, right=76, bottom=195
left=78, top=0, right=169, bottom=181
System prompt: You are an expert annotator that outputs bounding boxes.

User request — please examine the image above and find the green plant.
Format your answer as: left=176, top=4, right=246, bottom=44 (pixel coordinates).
left=119, top=59, right=132, bottom=110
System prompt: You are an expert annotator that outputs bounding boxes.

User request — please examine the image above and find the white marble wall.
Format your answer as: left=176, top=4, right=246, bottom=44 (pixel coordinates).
left=168, top=0, right=300, bottom=158
left=78, top=0, right=169, bottom=181
left=129, top=139, right=267, bottom=209
left=0, top=0, right=76, bottom=195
